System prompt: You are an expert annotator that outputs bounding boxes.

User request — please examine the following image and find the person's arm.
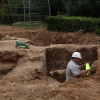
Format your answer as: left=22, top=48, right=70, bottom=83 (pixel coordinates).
left=74, top=70, right=88, bottom=78
left=79, top=63, right=86, bottom=70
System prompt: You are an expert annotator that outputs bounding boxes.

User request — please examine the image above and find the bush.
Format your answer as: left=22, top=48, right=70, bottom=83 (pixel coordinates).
left=45, top=16, right=98, bottom=33
left=94, top=18, right=100, bottom=27
left=2, top=14, right=13, bottom=24
left=94, top=26, right=100, bottom=35
left=0, top=12, right=12, bottom=24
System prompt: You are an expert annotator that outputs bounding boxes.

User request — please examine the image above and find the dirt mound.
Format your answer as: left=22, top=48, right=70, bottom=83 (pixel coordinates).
left=30, top=30, right=99, bottom=46
left=0, top=77, right=100, bottom=100
left=0, top=25, right=99, bottom=46
left=30, top=30, right=94, bottom=46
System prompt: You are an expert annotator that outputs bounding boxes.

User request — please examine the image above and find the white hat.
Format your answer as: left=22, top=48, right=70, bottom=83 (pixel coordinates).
left=72, top=52, right=82, bottom=59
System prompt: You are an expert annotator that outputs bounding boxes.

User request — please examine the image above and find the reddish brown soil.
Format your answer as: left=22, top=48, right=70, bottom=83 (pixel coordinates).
left=0, top=25, right=100, bottom=46
left=0, top=25, right=100, bottom=100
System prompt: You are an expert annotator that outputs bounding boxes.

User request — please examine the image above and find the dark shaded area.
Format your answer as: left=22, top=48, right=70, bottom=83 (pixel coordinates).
left=0, top=51, right=23, bottom=75
left=51, top=70, right=66, bottom=83
left=76, top=47, right=98, bottom=66
left=50, top=0, right=100, bottom=17
left=0, top=68, right=13, bottom=75
left=0, top=51, right=19, bottom=62
left=0, top=34, right=3, bottom=40
left=46, top=48, right=71, bottom=76
left=50, top=0, right=66, bottom=15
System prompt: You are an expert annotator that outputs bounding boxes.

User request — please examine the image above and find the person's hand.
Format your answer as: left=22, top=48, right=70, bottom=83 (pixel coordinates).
left=81, top=63, right=86, bottom=68
left=81, top=70, right=88, bottom=77
left=82, top=62, right=89, bottom=68
left=83, top=62, right=88, bottom=66
left=79, top=63, right=86, bottom=69
left=83, top=63, right=86, bottom=67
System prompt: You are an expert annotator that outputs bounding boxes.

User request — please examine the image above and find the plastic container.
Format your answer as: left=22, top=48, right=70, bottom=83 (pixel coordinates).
left=16, top=41, right=29, bottom=49
left=85, top=63, right=90, bottom=75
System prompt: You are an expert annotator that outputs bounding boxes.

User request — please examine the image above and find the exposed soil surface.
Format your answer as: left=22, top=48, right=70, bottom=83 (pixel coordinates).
left=0, top=25, right=100, bottom=100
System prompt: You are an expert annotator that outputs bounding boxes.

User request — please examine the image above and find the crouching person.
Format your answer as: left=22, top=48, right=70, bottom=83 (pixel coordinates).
left=66, top=52, right=88, bottom=81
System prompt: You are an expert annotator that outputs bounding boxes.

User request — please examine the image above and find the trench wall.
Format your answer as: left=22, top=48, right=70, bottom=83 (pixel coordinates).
left=46, top=45, right=98, bottom=79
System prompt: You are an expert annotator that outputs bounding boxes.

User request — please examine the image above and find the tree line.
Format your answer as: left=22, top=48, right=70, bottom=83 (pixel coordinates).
left=50, top=0, right=100, bottom=17
left=0, top=0, right=100, bottom=24
left=1, top=0, right=100, bottom=17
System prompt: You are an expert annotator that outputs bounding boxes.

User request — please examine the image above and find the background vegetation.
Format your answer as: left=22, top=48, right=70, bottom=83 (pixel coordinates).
left=0, top=0, right=100, bottom=33
left=50, top=0, right=100, bottom=17
left=45, top=16, right=100, bottom=34
left=0, top=0, right=49, bottom=24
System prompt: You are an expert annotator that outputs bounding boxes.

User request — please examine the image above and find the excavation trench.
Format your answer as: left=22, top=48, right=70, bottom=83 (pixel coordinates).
left=0, top=45, right=98, bottom=83
left=0, top=51, right=22, bottom=75
left=46, top=46, right=98, bottom=83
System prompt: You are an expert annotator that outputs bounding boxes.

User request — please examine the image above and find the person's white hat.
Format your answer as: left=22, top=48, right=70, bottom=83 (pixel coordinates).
left=71, top=52, right=82, bottom=59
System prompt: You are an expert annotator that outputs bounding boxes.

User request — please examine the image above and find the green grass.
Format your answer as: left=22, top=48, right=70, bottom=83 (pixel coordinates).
left=13, top=21, right=46, bottom=29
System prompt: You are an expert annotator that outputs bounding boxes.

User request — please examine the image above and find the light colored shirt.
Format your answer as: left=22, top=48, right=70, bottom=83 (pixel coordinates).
left=66, top=60, right=80, bottom=81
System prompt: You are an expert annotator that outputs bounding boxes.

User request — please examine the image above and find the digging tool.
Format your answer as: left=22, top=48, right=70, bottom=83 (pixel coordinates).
left=85, top=63, right=91, bottom=75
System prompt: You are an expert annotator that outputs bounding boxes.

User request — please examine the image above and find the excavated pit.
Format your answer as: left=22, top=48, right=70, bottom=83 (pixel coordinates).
left=46, top=45, right=98, bottom=83
left=0, top=51, right=22, bottom=75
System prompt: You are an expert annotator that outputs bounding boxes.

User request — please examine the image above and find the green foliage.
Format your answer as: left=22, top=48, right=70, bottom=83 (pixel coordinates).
left=45, top=16, right=99, bottom=33
left=0, top=9, right=12, bottom=24
left=50, top=0, right=100, bottom=17
left=94, top=18, right=100, bottom=27
left=1, top=0, right=49, bottom=23
left=94, top=27, right=100, bottom=35
left=0, top=0, right=12, bottom=24
left=94, top=18, right=100, bottom=34
left=13, top=21, right=46, bottom=29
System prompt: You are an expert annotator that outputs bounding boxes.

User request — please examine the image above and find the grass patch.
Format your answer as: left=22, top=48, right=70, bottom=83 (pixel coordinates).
left=13, top=21, right=46, bottom=29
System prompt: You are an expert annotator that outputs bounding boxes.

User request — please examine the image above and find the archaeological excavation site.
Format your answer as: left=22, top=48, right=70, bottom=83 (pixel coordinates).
left=0, top=25, right=100, bottom=100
